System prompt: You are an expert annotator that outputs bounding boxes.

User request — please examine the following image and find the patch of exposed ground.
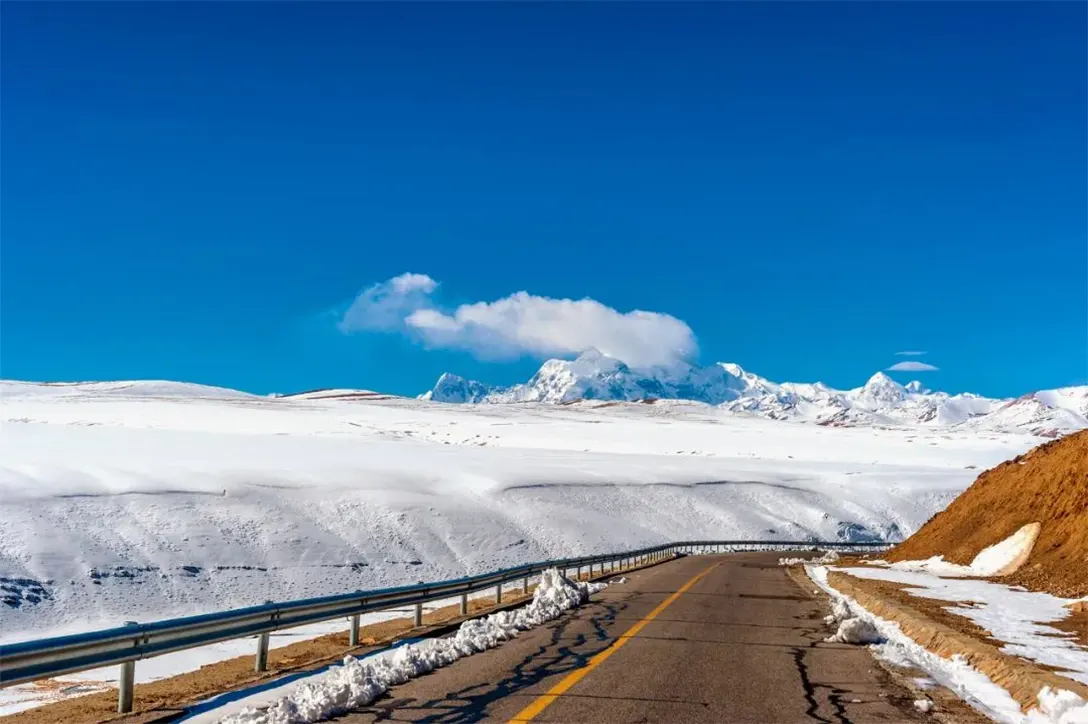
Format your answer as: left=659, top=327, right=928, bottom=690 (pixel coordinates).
left=1050, top=607, right=1088, bottom=649
left=887, top=430, right=1088, bottom=598
left=827, top=570, right=1088, bottom=713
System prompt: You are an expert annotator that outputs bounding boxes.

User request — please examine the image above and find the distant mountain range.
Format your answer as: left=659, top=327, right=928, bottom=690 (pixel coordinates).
left=421, top=350, right=1088, bottom=437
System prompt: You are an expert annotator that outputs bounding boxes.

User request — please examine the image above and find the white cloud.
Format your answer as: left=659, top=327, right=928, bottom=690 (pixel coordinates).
left=894, top=350, right=928, bottom=356
left=338, top=273, right=438, bottom=332
left=337, top=274, right=697, bottom=368
left=886, top=361, right=940, bottom=372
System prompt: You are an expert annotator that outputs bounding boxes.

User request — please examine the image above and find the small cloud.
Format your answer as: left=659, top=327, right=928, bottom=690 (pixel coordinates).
left=338, top=273, right=438, bottom=333
left=894, top=350, right=927, bottom=356
left=886, top=361, right=939, bottom=372
left=335, top=273, right=698, bottom=368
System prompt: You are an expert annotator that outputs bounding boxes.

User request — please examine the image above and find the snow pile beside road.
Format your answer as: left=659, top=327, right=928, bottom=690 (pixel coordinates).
left=1030, top=688, right=1088, bottom=724
left=779, top=550, right=840, bottom=566
left=218, top=570, right=605, bottom=724
left=821, top=587, right=882, bottom=644
left=824, top=598, right=851, bottom=625
left=914, top=698, right=934, bottom=713
left=827, top=616, right=882, bottom=644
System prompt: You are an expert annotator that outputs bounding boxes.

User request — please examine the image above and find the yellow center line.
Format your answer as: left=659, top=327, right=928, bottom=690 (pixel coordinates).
left=507, top=561, right=720, bottom=723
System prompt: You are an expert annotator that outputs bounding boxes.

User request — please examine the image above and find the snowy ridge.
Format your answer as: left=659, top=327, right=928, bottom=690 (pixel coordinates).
left=0, top=380, right=256, bottom=401
left=422, top=352, right=1088, bottom=436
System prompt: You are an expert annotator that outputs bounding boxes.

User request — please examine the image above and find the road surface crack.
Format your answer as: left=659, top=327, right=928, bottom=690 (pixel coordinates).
left=791, top=642, right=854, bottom=724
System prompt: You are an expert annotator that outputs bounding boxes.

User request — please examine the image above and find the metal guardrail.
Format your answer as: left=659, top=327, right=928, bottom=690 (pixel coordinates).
left=0, top=539, right=891, bottom=713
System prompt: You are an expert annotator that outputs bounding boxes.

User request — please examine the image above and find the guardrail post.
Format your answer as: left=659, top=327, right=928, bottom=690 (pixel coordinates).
left=414, top=602, right=423, bottom=627
left=495, top=583, right=503, bottom=604
left=349, top=614, right=360, bottom=646
left=460, top=593, right=468, bottom=616
left=117, top=660, right=135, bottom=713
left=577, top=564, right=583, bottom=580
left=523, top=575, right=529, bottom=594
left=255, top=632, right=270, bottom=672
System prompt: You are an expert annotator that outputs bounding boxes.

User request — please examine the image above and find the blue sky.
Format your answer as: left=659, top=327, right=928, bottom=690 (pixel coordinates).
left=2, top=2, right=1085, bottom=398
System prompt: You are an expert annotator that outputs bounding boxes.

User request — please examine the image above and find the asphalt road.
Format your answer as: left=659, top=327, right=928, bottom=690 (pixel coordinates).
left=332, top=553, right=927, bottom=723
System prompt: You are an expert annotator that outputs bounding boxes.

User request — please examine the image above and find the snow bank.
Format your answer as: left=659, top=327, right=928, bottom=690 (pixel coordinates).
left=216, top=569, right=605, bottom=724
left=1028, top=688, right=1088, bottom=724
left=808, top=565, right=1088, bottom=724
left=779, top=550, right=840, bottom=566
left=821, top=588, right=882, bottom=644
left=826, top=617, right=882, bottom=644
left=970, top=523, right=1041, bottom=575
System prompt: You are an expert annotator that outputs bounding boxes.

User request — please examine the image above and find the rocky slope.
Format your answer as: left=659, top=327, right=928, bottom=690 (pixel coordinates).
left=422, top=351, right=1088, bottom=436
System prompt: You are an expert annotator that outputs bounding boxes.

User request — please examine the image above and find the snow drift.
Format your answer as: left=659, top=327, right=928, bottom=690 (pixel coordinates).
left=217, top=569, right=605, bottom=724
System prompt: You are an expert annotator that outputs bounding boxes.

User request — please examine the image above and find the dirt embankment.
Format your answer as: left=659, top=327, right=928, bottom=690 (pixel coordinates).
left=827, top=571, right=1088, bottom=713
left=887, top=430, right=1088, bottom=597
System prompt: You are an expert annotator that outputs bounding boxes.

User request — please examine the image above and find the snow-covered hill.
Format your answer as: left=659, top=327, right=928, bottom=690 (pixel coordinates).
left=0, top=378, right=1043, bottom=643
left=422, top=352, right=1088, bottom=437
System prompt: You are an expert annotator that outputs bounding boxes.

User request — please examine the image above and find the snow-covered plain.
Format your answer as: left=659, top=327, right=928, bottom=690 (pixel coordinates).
left=0, top=378, right=1042, bottom=647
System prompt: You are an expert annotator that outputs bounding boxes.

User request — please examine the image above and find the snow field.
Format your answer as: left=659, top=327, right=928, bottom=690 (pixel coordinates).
left=0, top=385, right=1036, bottom=641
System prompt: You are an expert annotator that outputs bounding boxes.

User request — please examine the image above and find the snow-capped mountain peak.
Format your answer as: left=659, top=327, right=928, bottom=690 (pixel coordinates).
left=421, top=358, right=1087, bottom=437
left=421, top=372, right=497, bottom=404
left=859, top=372, right=907, bottom=405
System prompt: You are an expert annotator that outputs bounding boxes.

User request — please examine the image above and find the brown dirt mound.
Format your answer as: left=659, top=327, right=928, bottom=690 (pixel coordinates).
left=887, top=430, right=1088, bottom=597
